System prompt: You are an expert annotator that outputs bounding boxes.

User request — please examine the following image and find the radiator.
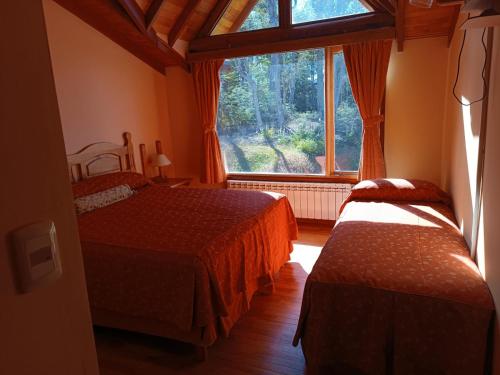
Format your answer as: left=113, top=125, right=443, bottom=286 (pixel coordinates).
left=227, top=180, right=352, bottom=220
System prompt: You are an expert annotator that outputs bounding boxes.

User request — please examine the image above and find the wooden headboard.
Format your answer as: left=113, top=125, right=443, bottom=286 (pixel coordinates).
left=67, top=132, right=136, bottom=183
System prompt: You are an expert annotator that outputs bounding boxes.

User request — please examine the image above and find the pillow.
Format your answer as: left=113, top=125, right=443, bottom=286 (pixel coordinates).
left=74, top=184, right=133, bottom=215
left=341, top=178, right=452, bottom=211
left=72, top=172, right=152, bottom=198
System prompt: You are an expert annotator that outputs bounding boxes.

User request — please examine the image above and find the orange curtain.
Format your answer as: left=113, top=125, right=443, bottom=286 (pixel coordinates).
left=343, top=40, right=392, bottom=180
left=192, top=60, right=226, bottom=184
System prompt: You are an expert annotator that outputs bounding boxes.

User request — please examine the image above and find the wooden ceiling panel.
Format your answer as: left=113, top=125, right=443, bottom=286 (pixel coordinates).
left=152, top=0, right=187, bottom=35
left=136, top=0, right=152, bottom=11
left=405, top=3, right=460, bottom=39
left=179, top=0, right=219, bottom=40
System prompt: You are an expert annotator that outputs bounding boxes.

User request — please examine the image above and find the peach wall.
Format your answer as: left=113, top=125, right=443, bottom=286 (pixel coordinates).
left=165, top=66, right=203, bottom=183
left=442, top=24, right=500, bottom=373
left=384, top=37, right=449, bottom=186
left=43, top=0, right=175, bottom=178
left=441, top=25, right=487, bottom=246
left=0, top=1, right=98, bottom=374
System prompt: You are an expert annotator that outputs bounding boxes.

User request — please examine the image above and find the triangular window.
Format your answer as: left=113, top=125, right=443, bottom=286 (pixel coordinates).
left=239, top=0, right=279, bottom=32
left=212, top=0, right=279, bottom=35
left=292, top=0, right=369, bottom=24
left=211, top=0, right=369, bottom=36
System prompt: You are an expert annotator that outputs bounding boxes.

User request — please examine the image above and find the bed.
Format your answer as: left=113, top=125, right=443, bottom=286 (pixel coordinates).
left=293, top=179, right=494, bottom=375
left=68, top=133, right=298, bottom=357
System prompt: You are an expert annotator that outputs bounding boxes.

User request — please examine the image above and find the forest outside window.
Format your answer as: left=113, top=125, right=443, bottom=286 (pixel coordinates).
left=291, top=0, right=369, bottom=25
left=238, top=0, right=279, bottom=33
left=216, top=47, right=362, bottom=177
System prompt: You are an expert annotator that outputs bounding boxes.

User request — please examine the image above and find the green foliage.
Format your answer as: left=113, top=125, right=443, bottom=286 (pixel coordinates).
left=290, top=121, right=325, bottom=158
left=245, top=146, right=276, bottom=172
left=295, top=138, right=320, bottom=156
left=216, top=1, right=364, bottom=174
left=291, top=0, right=368, bottom=24
left=239, top=0, right=278, bottom=32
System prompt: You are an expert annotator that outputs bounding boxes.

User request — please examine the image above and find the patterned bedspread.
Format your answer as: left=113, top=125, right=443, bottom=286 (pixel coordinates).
left=294, top=200, right=493, bottom=374
left=78, top=186, right=297, bottom=345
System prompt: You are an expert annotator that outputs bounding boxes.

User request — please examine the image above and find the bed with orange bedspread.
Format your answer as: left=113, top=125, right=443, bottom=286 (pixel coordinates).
left=293, top=179, right=494, bottom=375
left=75, top=175, right=297, bottom=349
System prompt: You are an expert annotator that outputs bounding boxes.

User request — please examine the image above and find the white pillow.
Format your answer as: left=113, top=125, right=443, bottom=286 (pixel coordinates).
left=75, top=184, right=133, bottom=215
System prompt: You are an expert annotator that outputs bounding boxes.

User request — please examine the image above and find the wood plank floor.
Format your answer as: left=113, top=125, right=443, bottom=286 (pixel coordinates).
left=95, top=224, right=332, bottom=375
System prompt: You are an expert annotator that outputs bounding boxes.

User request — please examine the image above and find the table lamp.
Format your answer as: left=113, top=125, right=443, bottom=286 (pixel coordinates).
left=153, top=153, right=171, bottom=180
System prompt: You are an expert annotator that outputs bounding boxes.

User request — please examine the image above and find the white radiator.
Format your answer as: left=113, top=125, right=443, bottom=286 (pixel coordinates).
left=228, top=180, right=352, bottom=220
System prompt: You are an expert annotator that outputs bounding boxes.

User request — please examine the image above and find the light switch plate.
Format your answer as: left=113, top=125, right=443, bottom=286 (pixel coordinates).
left=11, top=220, right=62, bottom=293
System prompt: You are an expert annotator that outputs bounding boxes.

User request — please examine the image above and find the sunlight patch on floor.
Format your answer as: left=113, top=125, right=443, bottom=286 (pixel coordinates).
left=290, top=242, right=322, bottom=274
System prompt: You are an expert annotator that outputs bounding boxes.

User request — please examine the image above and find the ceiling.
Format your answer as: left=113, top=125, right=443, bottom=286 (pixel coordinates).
left=405, top=1, right=459, bottom=41
left=54, top=0, right=462, bottom=73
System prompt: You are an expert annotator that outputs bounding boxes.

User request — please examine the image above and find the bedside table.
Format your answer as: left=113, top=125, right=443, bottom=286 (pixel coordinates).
left=152, top=176, right=192, bottom=188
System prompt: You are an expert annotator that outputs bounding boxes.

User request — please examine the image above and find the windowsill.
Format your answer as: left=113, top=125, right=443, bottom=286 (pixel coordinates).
left=227, top=173, right=358, bottom=184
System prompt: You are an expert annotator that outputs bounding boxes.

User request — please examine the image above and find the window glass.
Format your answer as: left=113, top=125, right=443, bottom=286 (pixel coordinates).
left=333, top=52, right=362, bottom=172
left=217, top=49, right=326, bottom=174
left=291, top=0, right=369, bottom=24
left=239, top=0, right=279, bottom=32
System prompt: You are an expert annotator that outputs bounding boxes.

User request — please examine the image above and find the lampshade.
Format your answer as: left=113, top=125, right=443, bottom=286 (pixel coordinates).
left=154, top=153, right=171, bottom=167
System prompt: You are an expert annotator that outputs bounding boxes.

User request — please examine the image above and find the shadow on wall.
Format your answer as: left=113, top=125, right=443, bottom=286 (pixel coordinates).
left=443, top=25, right=500, bottom=374
left=480, top=27, right=500, bottom=375
left=442, top=25, right=488, bottom=250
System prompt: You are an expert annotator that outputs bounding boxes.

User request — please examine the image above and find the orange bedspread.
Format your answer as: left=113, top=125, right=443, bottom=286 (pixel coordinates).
left=78, top=186, right=297, bottom=345
left=293, top=200, right=493, bottom=374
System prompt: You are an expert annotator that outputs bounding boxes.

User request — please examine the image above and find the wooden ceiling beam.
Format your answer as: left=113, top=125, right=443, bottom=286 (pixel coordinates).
left=362, top=0, right=395, bottom=15
left=169, top=0, right=202, bottom=46
left=188, top=27, right=395, bottom=62
left=54, top=0, right=188, bottom=72
left=197, top=0, right=233, bottom=37
left=116, top=0, right=147, bottom=33
left=188, top=13, right=395, bottom=62
left=116, top=0, right=189, bottom=69
left=395, top=0, right=405, bottom=51
left=145, top=0, right=165, bottom=30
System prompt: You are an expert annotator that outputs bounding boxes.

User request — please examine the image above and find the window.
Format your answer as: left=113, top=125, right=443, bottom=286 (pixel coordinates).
left=212, top=0, right=279, bottom=35
left=217, top=48, right=362, bottom=177
left=213, top=0, right=369, bottom=36
left=333, top=52, right=362, bottom=171
left=239, top=0, right=279, bottom=32
left=291, top=0, right=369, bottom=24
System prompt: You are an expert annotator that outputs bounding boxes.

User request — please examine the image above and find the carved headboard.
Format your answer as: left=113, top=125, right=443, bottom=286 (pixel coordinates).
left=67, top=132, right=136, bottom=183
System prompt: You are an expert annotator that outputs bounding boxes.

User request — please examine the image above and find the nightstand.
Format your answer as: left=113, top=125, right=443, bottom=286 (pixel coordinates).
left=152, top=176, right=192, bottom=188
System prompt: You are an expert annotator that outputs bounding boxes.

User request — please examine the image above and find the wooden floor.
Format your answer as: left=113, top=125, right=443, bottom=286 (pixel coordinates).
left=95, top=224, right=332, bottom=375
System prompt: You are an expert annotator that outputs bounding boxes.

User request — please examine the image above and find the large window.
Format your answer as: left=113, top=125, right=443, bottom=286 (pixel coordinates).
left=217, top=48, right=362, bottom=176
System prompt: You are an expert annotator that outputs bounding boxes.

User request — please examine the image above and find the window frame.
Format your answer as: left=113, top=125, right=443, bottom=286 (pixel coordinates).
left=223, top=45, right=362, bottom=183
